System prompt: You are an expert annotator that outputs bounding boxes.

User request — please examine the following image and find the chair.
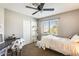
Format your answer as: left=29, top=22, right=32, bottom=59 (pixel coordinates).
left=11, top=39, right=24, bottom=56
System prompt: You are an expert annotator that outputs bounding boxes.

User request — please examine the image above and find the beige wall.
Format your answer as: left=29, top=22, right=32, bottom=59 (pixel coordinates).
left=38, top=9, right=79, bottom=39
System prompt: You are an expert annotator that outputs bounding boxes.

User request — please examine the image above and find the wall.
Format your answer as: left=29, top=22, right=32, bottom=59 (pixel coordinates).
left=4, top=9, right=23, bottom=39
left=38, top=9, right=79, bottom=39
left=4, top=9, right=36, bottom=41
left=0, top=8, right=4, bottom=34
left=0, top=8, right=4, bottom=43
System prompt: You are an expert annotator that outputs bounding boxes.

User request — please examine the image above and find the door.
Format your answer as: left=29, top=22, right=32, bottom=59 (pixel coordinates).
left=23, top=19, right=31, bottom=45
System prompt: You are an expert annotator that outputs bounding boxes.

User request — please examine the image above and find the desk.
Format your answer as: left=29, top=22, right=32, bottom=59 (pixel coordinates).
left=0, top=39, right=16, bottom=56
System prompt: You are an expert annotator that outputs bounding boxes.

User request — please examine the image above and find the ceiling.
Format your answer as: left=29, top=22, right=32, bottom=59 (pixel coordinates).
left=0, top=3, right=79, bottom=19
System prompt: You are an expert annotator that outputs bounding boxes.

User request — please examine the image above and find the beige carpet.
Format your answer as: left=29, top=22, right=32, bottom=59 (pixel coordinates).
left=21, top=43, right=64, bottom=56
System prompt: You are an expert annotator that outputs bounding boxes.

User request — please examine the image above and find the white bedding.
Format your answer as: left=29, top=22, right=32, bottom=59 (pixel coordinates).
left=36, top=35, right=79, bottom=56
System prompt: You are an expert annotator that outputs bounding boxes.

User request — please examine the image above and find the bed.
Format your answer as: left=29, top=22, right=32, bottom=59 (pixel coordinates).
left=36, top=35, right=79, bottom=56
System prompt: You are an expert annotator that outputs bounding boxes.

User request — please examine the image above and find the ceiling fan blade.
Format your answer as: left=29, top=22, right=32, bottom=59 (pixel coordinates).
left=43, top=8, right=54, bottom=11
left=32, top=11, right=39, bottom=15
left=26, top=6, right=37, bottom=10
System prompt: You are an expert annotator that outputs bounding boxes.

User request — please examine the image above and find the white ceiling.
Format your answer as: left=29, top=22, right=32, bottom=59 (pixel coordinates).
left=0, top=3, right=79, bottom=19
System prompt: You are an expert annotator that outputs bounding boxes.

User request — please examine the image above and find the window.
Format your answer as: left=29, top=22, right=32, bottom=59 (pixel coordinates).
left=41, top=19, right=59, bottom=35
left=42, top=20, right=49, bottom=34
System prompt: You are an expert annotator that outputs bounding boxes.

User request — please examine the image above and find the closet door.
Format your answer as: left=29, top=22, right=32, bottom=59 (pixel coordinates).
left=23, top=19, right=31, bottom=45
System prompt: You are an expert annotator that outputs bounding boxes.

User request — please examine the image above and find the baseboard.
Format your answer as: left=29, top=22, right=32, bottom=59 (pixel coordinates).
left=23, top=40, right=33, bottom=46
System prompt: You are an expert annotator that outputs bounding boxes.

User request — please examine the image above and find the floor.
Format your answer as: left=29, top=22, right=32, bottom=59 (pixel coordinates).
left=21, top=43, right=65, bottom=56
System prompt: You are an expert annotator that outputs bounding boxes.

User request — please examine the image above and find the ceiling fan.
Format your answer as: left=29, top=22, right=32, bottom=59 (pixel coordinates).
left=25, top=3, right=54, bottom=15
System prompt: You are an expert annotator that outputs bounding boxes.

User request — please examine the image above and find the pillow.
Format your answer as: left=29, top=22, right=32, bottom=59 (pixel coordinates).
left=71, top=34, right=79, bottom=43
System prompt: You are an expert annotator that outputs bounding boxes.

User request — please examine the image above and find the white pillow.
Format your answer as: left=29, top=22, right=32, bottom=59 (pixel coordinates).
left=71, top=34, right=79, bottom=43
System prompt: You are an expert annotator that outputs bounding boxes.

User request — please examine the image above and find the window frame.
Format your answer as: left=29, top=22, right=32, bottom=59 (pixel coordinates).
left=41, top=18, right=59, bottom=35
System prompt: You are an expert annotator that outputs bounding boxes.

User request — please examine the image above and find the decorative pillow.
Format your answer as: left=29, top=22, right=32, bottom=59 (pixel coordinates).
left=71, top=34, right=79, bottom=43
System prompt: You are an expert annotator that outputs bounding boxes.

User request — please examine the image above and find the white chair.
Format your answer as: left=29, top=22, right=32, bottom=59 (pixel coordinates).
left=11, top=38, right=24, bottom=56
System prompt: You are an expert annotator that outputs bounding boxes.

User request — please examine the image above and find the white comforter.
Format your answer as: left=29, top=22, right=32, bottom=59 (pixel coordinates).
left=36, top=35, right=79, bottom=56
